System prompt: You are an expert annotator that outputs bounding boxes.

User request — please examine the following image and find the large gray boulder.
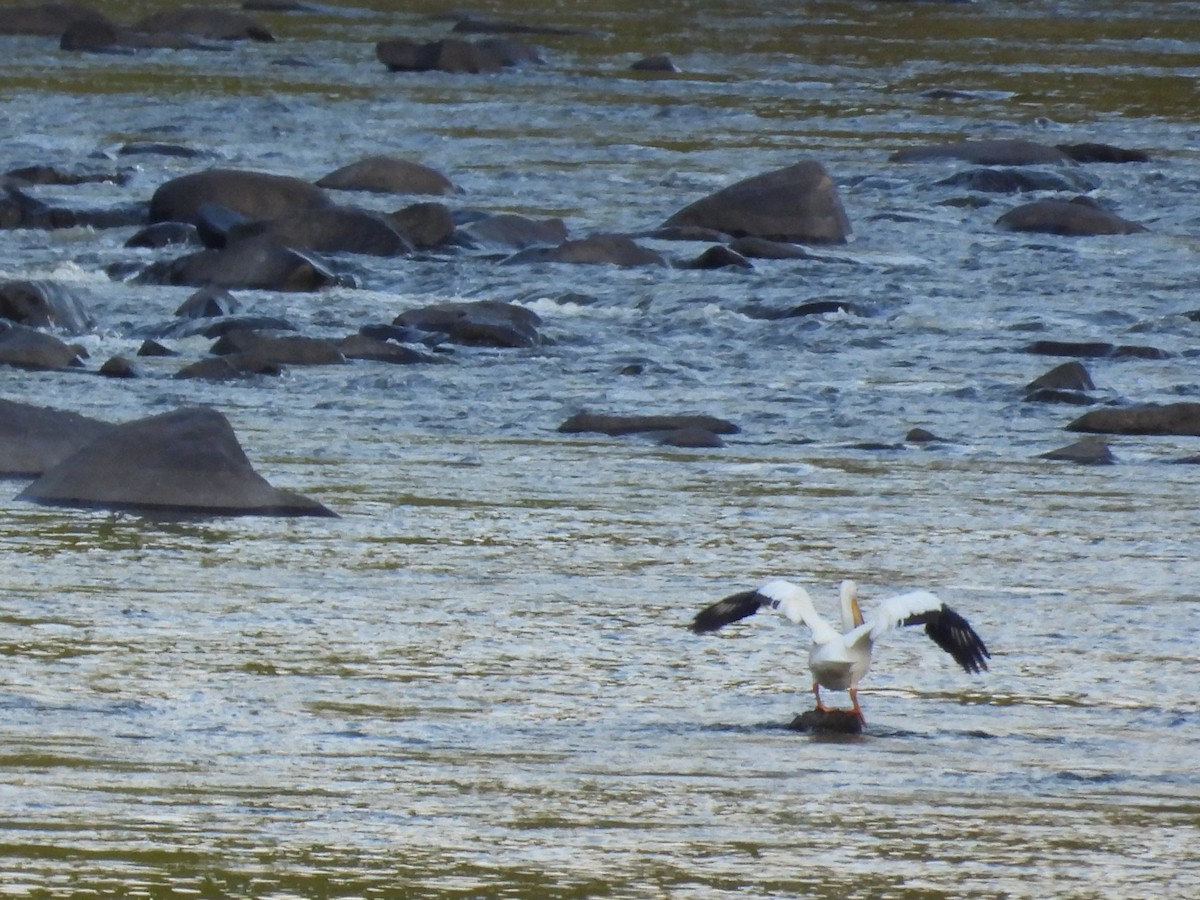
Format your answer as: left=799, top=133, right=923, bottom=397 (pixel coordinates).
left=17, top=406, right=336, bottom=517
left=0, top=321, right=84, bottom=370
left=0, top=398, right=114, bottom=476
left=662, top=161, right=852, bottom=244
left=149, top=169, right=331, bottom=225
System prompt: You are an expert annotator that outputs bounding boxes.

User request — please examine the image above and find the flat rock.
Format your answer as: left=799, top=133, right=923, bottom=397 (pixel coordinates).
left=210, top=331, right=346, bottom=366
left=788, top=709, right=864, bottom=735
left=133, top=7, right=274, bottom=41
left=1066, top=402, right=1200, bottom=436
left=663, top=160, right=852, bottom=244
left=0, top=397, right=114, bottom=476
left=0, top=2, right=109, bottom=36
left=17, top=407, right=335, bottom=517
left=558, top=412, right=739, bottom=436
left=229, top=206, right=413, bottom=257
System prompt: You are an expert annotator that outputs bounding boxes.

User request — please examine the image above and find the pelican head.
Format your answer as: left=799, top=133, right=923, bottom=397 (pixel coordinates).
left=839, top=579, right=864, bottom=629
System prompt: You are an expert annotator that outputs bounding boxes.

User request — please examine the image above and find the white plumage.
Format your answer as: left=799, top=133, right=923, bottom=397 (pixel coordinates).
left=690, top=579, right=990, bottom=722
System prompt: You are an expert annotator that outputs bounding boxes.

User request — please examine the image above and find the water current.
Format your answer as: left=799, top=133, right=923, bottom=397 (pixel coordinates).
left=0, top=0, right=1197, bottom=895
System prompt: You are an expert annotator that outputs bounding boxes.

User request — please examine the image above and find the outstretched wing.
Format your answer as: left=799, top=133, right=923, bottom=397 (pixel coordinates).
left=864, top=589, right=991, bottom=674
left=690, top=580, right=837, bottom=642
left=689, top=589, right=765, bottom=634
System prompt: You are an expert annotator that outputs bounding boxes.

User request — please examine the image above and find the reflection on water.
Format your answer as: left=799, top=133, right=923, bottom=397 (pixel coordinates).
left=1, top=0, right=1198, bottom=895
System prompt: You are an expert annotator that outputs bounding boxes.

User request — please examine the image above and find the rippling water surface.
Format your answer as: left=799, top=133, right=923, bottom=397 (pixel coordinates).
left=0, top=0, right=1197, bottom=895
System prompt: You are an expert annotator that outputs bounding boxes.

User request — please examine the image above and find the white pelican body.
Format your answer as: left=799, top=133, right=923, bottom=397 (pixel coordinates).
left=690, top=579, right=989, bottom=721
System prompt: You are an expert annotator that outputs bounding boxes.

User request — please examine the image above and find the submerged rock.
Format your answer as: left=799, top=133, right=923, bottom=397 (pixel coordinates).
left=558, top=412, right=740, bottom=437
left=0, top=397, right=114, bottom=476
left=17, top=406, right=335, bottom=517
left=504, top=234, right=667, bottom=267
left=890, top=138, right=1073, bottom=166
left=135, top=236, right=341, bottom=291
left=376, top=36, right=541, bottom=73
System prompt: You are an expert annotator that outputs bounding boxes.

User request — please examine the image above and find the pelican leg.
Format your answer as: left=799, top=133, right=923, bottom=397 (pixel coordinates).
left=812, top=681, right=829, bottom=712
left=849, top=687, right=866, bottom=725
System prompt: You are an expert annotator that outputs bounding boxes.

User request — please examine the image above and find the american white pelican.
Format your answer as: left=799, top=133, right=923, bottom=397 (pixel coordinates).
left=690, top=579, right=989, bottom=722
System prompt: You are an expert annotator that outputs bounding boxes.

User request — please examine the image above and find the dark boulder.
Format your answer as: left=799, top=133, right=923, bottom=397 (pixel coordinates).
left=210, top=331, right=346, bottom=366
left=996, top=197, right=1147, bottom=236
left=504, top=234, right=667, bottom=267
left=125, top=221, right=200, bottom=249
left=0, top=2, right=109, bottom=35
left=98, top=355, right=138, bottom=378
left=788, top=709, right=863, bottom=734
left=681, top=245, right=752, bottom=270
left=315, top=156, right=456, bottom=195
left=148, top=169, right=331, bottom=226
left=61, top=18, right=219, bottom=51
left=1066, top=402, right=1200, bottom=436
left=336, top=333, right=439, bottom=365
left=16, top=406, right=335, bottom=517
left=0, top=184, right=145, bottom=230
left=0, top=280, right=94, bottom=333
left=1025, top=361, right=1095, bottom=393
left=387, top=202, right=455, bottom=248
left=0, top=321, right=84, bottom=370
left=0, top=397, right=114, bottom=476
left=376, top=36, right=541, bottom=73
left=662, top=161, right=852, bottom=244
left=455, top=212, right=568, bottom=250
left=135, top=235, right=341, bottom=291
left=935, top=167, right=1099, bottom=194
left=558, top=412, right=739, bottom=437
left=728, top=236, right=819, bottom=260
left=1056, top=142, right=1149, bottom=164
left=658, top=426, right=725, bottom=448
left=890, top=138, right=1073, bottom=166
left=174, top=355, right=282, bottom=380
left=630, top=53, right=679, bottom=73
left=133, top=7, right=274, bottom=41
left=228, top=206, right=414, bottom=257
left=395, top=300, right=542, bottom=348
left=175, top=286, right=241, bottom=319
left=1024, top=340, right=1114, bottom=359
left=1039, top=438, right=1114, bottom=465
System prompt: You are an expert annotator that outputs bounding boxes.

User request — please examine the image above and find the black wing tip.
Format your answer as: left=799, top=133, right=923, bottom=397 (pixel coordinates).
left=929, top=605, right=991, bottom=674
left=690, top=590, right=764, bottom=634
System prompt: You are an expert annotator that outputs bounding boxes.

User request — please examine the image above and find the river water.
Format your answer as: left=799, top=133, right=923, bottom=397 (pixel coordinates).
left=0, top=0, right=1197, bottom=895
